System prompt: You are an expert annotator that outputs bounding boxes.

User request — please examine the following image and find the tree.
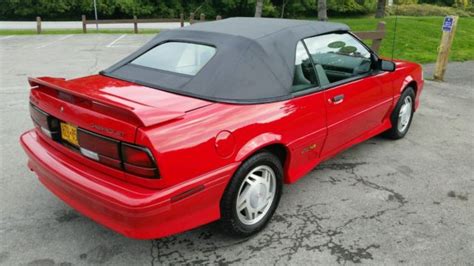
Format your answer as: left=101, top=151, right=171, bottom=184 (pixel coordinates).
left=255, top=0, right=264, bottom=17
left=280, top=0, right=290, bottom=18
left=318, top=0, right=328, bottom=21
left=375, top=0, right=387, bottom=17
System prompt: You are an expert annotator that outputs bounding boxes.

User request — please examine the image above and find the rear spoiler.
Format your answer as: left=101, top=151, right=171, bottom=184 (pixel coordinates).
left=28, top=77, right=184, bottom=127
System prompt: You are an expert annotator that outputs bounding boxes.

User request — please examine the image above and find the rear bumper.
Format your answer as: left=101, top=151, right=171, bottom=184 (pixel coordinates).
left=20, top=130, right=236, bottom=239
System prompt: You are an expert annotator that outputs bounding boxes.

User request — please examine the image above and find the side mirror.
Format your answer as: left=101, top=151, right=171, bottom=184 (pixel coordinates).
left=379, top=59, right=396, bottom=72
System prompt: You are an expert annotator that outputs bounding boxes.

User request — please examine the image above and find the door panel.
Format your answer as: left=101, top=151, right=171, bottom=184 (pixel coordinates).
left=321, top=75, right=391, bottom=156
left=302, top=32, right=393, bottom=157
left=285, top=91, right=327, bottom=183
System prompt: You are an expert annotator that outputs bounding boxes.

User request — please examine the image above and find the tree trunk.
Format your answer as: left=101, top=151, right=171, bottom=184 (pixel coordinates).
left=317, top=0, right=328, bottom=21
left=375, top=0, right=386, bottom=18
left=281, top=0, right=287, bottom=18
left=255, top=0, right=264, bottom=17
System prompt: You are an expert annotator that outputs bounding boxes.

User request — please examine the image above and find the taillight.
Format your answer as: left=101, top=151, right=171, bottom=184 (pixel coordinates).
left=78, top=129, right=121, bottom=169
left=30, top=104, right=48, bottom=128
left=122, top=143, right=159, bottom=178
left=77, top=129, right=159, bottom=178
left=30, top=104, right=59, bottom=139
left=122, top=144, right=154, bottom=167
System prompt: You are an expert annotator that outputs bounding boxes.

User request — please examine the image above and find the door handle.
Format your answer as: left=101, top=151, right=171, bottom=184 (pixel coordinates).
left=330, top=94, right=345, bottom=104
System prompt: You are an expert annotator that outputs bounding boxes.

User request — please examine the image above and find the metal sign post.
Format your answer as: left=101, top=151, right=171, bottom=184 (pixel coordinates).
left=93, top=0, right=99, bottom=31
left=433, top=16, right=459, bottom=81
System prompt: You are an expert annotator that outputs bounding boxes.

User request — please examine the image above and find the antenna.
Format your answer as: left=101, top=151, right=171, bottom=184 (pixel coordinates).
left=391, top=4, right=399, bottom=60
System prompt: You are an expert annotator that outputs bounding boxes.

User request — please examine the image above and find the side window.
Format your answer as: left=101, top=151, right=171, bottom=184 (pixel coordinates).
left=292, top=41, right=318, bottom=92
left=303, top=33, right=373, bottom=85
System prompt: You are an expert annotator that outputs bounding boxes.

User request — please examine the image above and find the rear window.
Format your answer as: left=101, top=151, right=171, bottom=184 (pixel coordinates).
left=130, top=42, right=216, bottom=76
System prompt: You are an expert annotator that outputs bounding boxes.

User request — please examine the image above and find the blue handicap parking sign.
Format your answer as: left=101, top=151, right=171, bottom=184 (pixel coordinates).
left=442, top=16, right=454, bottom=32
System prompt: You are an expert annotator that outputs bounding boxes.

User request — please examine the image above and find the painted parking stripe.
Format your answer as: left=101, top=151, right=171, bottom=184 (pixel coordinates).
left=0, top=35, right=14, bottom=40
left=106, top=34, right=127, bottom=48
left=36, top=34, right=73, bottom=49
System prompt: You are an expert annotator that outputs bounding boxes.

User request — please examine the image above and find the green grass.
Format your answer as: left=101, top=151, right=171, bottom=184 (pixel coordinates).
left=0, top=28, right=160, bottom=35
left=1, top=16, right=473, bottom=63
left=333, top=16, right=474, bottom=63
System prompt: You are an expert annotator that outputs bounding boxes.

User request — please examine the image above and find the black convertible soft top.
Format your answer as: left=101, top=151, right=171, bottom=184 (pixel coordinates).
left=102, top=17, right=350, bottom=103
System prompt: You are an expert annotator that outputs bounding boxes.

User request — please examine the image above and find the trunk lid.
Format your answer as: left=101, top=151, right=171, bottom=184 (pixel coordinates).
left=29, top=75, right=213, bottom=142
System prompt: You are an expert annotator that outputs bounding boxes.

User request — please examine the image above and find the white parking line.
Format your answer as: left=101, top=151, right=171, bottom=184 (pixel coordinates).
left=0, top=35, right=14, bottom=40
left=35, top=34, right=73, bottom=49
left=106, top=34, right=127, bottom=48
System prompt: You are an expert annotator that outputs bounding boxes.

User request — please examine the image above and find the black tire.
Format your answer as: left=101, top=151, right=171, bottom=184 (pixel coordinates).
left=383, top=87, right=416, bottom=139
left=219, top=151, right=283, bottom=237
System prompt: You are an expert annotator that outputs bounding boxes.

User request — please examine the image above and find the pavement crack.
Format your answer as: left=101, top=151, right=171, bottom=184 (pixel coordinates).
left=87, top=41, right=100, bottom=74
left=316, top=162, right=367, bottom=171
left=150, top=239, right=160, bottom=266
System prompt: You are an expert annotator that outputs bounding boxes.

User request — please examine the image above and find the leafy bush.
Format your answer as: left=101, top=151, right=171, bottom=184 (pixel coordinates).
left=453, top=0, right=470, bottom=8
left=467, top=5, right=474, bottom=13
left=327, top=0, right=377, bottom=15
left=395, top=0, right=419, bottom=4
left=386, top=3, right=473, bottom=16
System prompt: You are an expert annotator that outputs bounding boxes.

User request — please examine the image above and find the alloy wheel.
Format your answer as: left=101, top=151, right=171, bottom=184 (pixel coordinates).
left=398, top=96, right=413, bottom=132
left=236, top=165, right=276, bottom=225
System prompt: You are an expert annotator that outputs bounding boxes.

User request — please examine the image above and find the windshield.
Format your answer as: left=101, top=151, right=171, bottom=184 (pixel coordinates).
left=130, top=42, right=216, bottom=76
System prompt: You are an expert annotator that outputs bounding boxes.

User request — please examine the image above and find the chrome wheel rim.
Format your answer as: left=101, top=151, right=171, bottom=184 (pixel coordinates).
left=236, top=165, right=276, bottom=225
left=398, top=96, right=413, bottom=132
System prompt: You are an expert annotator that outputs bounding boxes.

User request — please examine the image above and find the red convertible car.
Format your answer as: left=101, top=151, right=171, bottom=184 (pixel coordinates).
left=21, top=18, right=423, bottom=239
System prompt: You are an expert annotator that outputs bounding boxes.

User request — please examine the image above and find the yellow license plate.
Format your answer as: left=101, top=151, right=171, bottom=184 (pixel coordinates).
left=60, top=122, right=79, bottom=146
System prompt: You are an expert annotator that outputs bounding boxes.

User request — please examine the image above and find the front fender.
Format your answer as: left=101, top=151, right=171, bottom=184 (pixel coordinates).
left=393, top=61, right=423, bottom=111
left=399, top=75, right=415, bottom=94
left=397, top=71, right=423, bottom=111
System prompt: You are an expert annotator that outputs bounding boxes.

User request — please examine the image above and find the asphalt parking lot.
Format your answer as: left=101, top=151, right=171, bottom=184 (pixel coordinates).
left=1, top=34, right=473, bottom=265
